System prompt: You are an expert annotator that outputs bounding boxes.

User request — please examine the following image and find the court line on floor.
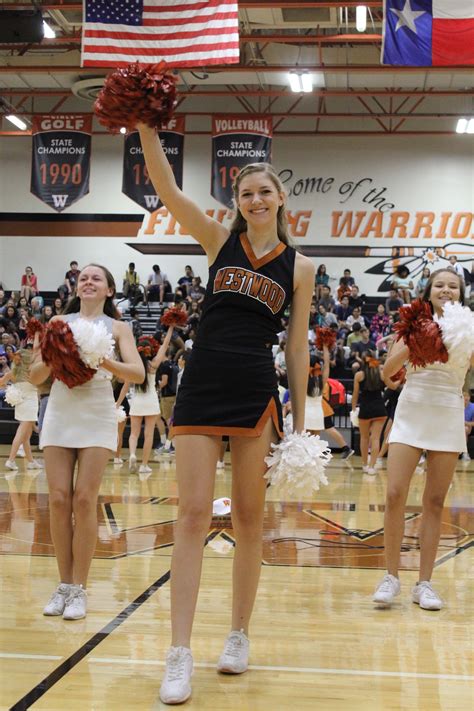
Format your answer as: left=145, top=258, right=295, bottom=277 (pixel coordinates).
left=9, top=531, right=219, bottom=711
left=88, top=657, right=473, bottom=682
left=0, top=652, right=62, bottom=661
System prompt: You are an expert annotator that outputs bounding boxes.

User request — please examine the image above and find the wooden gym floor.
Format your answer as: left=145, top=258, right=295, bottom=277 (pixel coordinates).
left=0, top=445, right=472, bottom=710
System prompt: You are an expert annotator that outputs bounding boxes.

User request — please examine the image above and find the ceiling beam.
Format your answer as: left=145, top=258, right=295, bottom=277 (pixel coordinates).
left=1, top=89, right=472, bottom=98
left=3, top=110, right=465, bottom=120
left=0, top=64, right=471, bottom=74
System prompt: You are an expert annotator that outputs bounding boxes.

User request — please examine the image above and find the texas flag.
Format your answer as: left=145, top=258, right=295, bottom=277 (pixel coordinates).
left=382, top=0, right=474, bottom=66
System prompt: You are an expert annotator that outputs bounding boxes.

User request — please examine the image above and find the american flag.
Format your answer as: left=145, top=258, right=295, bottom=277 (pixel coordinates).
left=81, top=0, right=240, bottom=68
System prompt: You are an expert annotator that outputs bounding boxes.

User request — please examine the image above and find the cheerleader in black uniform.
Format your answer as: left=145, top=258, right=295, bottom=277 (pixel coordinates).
left=351, top=351, right=387, bottom=475
left=138, top=124, right=314, bottom=705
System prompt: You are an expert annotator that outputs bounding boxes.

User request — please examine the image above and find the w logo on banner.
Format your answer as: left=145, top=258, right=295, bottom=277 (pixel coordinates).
left=52, top=195, right=69, bottom=209
left=144, top=195, right=161, bottom=209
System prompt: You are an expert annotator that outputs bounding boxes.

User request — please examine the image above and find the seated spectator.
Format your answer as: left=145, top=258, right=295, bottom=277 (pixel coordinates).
left=16, top=295, right=29, bottom=310
left=308, top=302, right=318, bottom=328
left=346, top=306, right=368, bottom=330
left=175, top=265, right=195, bottom=300
left=147, top=264, right=168, bottom=304
left=0, top=353, right=10, bottom=405
left=0, top=289, right=7, bottom=314
left=370, top=304, right=390, bottom=342
left=415, top=267, right=431, bottom=297
left=318, top=285, right=336, bottom=312
left=348, top=284, right=365, bottom=310
left=336, top=277, right=351, bottom=303
left=184, top=328, right=197, bottom=351
left=315, top=304, right=338, bottom=328
left=128, top=307, right=143, bottom=341
left=17, top=307, right=30, bottom=345
left=187, top=300, right=201, bottom=330
left=52, top=297, right=65, bottom=316
left=30, top=297, right=43, bottom=318
left=346, top=321, right=363, bottom=348
left=385, top=288, right=404, bottom=316
left=349, top=327, right=376, bottom=372
left=448, top=255, right=465, bottom=281
left=20, top=266, right=38, bottom=302
left=40, top=305, right=54, bottom=324
left=274, top=341, right=288, bottom=388
left=187, top=276, right=206, bottom=305
left=463, top=392, right=474, bottom=462
left=4, top=304, right=18, bottom=329
left=335, top=295, right=352, bottom=325
left=63, top=260, right=81, bottom=299
left=315, top=264, right=330, bottom=299
left=391, top=265, right=413, bottom=303
left=123, top=262, right=141, bottom=305
left=342, top=268, right=355, bottom=287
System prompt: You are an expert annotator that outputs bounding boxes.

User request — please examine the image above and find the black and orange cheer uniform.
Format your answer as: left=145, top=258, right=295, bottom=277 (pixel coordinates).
left=172, top=231, right=296, bottom=437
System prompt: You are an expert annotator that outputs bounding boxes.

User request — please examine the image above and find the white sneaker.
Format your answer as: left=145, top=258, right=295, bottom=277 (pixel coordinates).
left=362, top=465, right=369, bottom=473
left=113, top=457, right=124, bottom=465
left=216, top=460, right=225, bottom=470
left=62, top=585, right=87, bottom=620
left=367, top=467, right=376, bottom=476
left=373, top=574, right=401, bottom=606
left=217, top=629, right=249, bottom=674
left=412, top=581, right=443, bottom=610
left=5, top=460, right=18, bottom=471
left=159, top=646, right=193, bottom=704
left=375, top=458, right=384, bottom=469
left=129, top=454, right=137, bottom=473
left=153, top=446, right=164, bottom=460
left=27, top=460, right=43, bottom=470
left=460, top=452, right=471, bottom=462
left=43, top=583, right=72, bottom=616
left=17, top=444, right=25, bottom=457
left=139, top=464, right=152, bottom=474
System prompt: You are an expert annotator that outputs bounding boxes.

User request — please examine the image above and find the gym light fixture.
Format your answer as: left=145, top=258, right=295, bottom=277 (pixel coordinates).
left=456, top=118, right=468, bottom=134
left=356, top=6, right=367, bottom=32
left=5, top=114, right=28, bottom=130
left=289, top=72, right=313, bottom=93
left=43, top=21, right=55, bottom=39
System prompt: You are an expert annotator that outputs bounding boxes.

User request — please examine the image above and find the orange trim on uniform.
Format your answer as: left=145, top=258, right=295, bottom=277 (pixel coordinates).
left=240, top=232, right=286, bottom=270
left=171, top=397, right=283, bottom=439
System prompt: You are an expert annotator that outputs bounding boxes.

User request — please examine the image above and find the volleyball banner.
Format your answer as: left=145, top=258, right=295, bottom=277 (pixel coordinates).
left=122, top=117, right=185, bottom=212
left=211, top=115, right=273, bottom=208
left=31, top=114, right=92, bottom=212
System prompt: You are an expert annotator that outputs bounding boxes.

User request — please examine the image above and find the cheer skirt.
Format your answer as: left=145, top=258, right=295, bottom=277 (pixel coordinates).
left=172, top=346, right=283, bottom=438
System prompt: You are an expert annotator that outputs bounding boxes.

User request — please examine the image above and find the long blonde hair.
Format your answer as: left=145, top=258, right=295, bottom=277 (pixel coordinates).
left=230, top=163, right=291, bottom=245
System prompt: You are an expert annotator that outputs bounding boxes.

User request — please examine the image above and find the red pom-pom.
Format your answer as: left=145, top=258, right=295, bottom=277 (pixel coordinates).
left=137, top=335, right=160, bottom=357
left=393, top=299, right=448, bottom=368
left=26, top=318, right=45, bottom=340
left=161, top=306, right=188, bottom=328
left=41, top=321, right=95, bottom=388
left=390, top=367, right=407, bottom=383
left=94, top=61, right=178, bottom=133
left=315, top=327, right=336, bottom=351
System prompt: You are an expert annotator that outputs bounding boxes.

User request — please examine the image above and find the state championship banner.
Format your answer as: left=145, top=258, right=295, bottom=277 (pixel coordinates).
left=122, top=116, right=185, bottom=212
left=211, top=115, right=273, bottom=208
left=31, top=115, right=92, bottom=212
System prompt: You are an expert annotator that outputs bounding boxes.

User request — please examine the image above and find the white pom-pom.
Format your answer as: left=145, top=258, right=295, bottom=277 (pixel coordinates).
left=70, top=318, right=115, bottom=370
left=350, top=407, right=360, bottom=427
left=116, top=406, right=127, bottom=422
left=5, top=384, right=24, bottom=407
left=436, top=302, right=474, bottom=368
left=264, top=431, right=332, bottom=498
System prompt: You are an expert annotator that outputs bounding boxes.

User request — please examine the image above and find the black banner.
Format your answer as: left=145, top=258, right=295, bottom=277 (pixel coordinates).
left=211, top=115, right=273, bottom=208
left=122, top=117, right=185, bottom=212
left=31, top=114, right=92, bottom=212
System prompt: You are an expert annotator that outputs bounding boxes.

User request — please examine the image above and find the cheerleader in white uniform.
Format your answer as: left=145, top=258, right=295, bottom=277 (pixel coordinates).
left=0, top=346, right=41, bottom=471
left=304, top=346, right=329, bottom=434
left=373, top=269, right=474, bottom=611
left=127, top=330, right=173, bottom=476
left=30, top=264, right=144, bottom=620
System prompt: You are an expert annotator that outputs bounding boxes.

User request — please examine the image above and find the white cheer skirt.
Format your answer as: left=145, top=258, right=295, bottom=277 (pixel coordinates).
left=40, top=376, right=117, bottom=451
left=14, top=381, right=39, bottom=422
left=389, top=369, right=466, bottom=453
left=305, top=395, right=325, bottom=432
left=129, top=373, right=161, bottom=416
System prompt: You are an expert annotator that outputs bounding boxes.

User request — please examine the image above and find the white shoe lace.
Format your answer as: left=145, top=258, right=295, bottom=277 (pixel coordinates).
left=223, top=633, right=245, bottom=659
left=377, top=575, right=396, bottom=594
left=419, top=582, right=439, bottom=600
left=166, top=650, right=189, bottom=682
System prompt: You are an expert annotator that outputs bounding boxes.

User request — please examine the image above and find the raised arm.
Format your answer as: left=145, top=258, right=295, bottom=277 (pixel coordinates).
left=137, top=124, right=229, bottom=261
left=286, top=254, right=315, bottom=433
left=352, top=371, right=362, bottom=411
left=29, top=332, right=51, bottom=385
left=150, top=325, right=174, bottom=369
left=321, top=344, right=330, bottom=387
